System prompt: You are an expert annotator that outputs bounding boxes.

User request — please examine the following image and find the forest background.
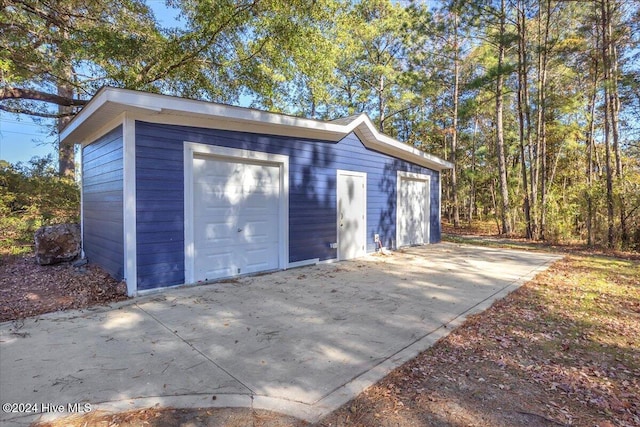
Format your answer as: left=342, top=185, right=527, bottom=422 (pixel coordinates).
left=1, top=0, right=639, bottom=252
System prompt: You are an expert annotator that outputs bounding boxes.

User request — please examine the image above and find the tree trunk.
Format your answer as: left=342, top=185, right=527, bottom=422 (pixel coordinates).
left=585, top=60, right=598, bottom=247
left=606, top=1, right=627, bottom=247
left=601, top=0, right=615, bottom=247
left=469, top=116, right=479, bottom=224
left=451, top=11, right=460, bottom=228
left=537, top=0, right=551, bottom=241
left=57, top=82, right=75, bottom=177
left=490, top=177, right=501, bottom=234
left=607, top=2, right=622, bottom=178
left=378, top=74, right=385, bottom=132
left=517, top=0, right=533, bottom=239
left=495, top=0, right=511, bottom=235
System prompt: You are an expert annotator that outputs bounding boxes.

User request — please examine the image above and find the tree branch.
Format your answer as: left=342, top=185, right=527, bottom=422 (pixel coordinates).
left=0, top=87, right=88, bottom=107
left=139, top=0, right=260, bottom=85
left=0, top=104, right=77, bottom=119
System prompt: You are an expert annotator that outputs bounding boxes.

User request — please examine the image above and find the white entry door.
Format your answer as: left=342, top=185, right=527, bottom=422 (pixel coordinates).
left=337, top=170, right=367, bottom=260
left=397, top=172, right=430, bottom=247
left=193, top=155, right=280, bottom=281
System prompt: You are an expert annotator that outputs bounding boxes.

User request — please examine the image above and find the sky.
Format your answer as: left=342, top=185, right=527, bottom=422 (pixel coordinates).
left=0, top=1, right=182, bottom=166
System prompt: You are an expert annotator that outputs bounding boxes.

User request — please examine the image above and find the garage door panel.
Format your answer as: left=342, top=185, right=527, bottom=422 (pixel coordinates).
left=194, top=183, right=239, bottom=209
left=196, top=251, right=237, bottom=280
left=242, top=220, right=278, bottom=241
left=242, top=247, right=277, bottom=271
left=194, top=208, right=237, bottom=220
left=243, top=198, right=278, bottom=211
left=192, top=155, right=281, bottom=282
left=195, top=222, right=235, bottom=245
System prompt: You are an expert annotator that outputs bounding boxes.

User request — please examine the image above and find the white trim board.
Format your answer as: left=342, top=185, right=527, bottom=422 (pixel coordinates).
left=122, top=116, right=137, bottom=296
left=61, top=87, right=453, bottom=172
left=183, top=142, right=290, bottom=285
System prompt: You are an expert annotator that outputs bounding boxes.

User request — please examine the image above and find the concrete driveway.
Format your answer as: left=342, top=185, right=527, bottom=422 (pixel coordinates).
left=0, top=243, right=560, bottom=425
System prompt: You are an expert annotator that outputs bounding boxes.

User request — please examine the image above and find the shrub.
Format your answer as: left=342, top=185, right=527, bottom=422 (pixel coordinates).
left=0, top=156, right=80, bottom=255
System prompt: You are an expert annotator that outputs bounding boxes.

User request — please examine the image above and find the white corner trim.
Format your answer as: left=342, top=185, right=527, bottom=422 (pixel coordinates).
left=438, top=174, right=442, bottom=239
left=183, top=144, right=195, bottom=285
left=123, top=116, right=137, bottom=296
left=79, top=145, right=85, bottom=259
left=183, top=142, right=290, bottom=284
left=396, top=171, right=432, bottom=248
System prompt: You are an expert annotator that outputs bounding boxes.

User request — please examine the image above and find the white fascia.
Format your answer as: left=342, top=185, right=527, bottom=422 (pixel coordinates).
left=61, top=87, right=453, bottom=172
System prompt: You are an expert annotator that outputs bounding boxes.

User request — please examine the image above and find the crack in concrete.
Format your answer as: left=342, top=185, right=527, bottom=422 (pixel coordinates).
left=135, top=303, right=255, bottom=395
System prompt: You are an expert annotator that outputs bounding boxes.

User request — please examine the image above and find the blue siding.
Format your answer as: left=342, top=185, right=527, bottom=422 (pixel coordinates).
left=135, top=121, right=441, bottom=290
left=82, top=126, right=124, bottom=280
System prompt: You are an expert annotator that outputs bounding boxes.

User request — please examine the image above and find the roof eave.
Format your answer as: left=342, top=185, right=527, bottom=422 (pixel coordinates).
left=60, top=87, right=453, bottom=171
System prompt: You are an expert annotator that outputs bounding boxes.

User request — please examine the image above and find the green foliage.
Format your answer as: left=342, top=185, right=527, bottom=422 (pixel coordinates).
left=0, top=156, right=79, bottom=253
left=4, top=0, right=640, bottom=251
left=1, top=0, right=163, bottom=102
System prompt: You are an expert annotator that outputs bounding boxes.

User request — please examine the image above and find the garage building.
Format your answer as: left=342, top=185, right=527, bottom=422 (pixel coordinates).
left=60, top=87, right=453, bottom=295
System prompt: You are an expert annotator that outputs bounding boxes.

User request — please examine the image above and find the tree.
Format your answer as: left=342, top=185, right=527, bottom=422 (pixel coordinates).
left=516, top=0, right=533, bottom=238
left=1, top=0, right=162, bottom=176
left=2, top=0, right=343, bottom=175
left=332, top=0, right=418, bottom=133
left=494, top=0, right=512, bottom=235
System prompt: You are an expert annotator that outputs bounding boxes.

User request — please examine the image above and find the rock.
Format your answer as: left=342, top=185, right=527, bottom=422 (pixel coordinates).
left=34, top=223, right=81, bottom=265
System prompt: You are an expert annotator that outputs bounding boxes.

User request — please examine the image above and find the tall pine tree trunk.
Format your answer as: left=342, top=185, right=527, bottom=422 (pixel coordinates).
left=495, top=0, right=511, bottom=235
left=606, top=1, right=627, bottom=247
left=585, top=62, right=598, bottom=247
left=517, top=0, right=532, bottom=239
left=469, top=116, right=479, bottom=224
left=537, top=0, right=551, bottom=240
left=601, top=0, right=615, bottom=247
left=378, top=75, right=385, bottom=132
left=451, top=11, right=460, bottom=228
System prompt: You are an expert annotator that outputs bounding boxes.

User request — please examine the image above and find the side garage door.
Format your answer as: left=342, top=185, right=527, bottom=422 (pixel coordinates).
left=397, top=172, right=430, bottom=247
left=192, top=154, right=280, bottom=281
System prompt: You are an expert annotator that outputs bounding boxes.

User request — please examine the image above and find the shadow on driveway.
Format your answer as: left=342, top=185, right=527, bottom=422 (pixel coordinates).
left=0, top=243, right=561, bottom=425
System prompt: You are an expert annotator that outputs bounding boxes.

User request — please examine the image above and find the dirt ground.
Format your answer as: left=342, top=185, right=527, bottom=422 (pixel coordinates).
left=0, top=255, right=128, bottom=322
left=3, top=246, right=638, bottom=427
left=35, top=408, right=308, bottom=427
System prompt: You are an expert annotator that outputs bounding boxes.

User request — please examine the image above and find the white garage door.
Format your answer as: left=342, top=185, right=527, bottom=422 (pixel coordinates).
left=397, top=173, right=430, bottom=247
left=192, top=154, right=280, bottom=282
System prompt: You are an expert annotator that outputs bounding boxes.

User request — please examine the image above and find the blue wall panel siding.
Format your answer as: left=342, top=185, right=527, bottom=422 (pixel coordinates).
left=135, top=121, right=441, bottom=290
left=82, top=126, right=124, bottom=280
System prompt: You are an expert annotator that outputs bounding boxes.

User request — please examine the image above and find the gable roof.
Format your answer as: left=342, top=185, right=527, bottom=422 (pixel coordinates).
left=60, top=87, right=453, bottom=171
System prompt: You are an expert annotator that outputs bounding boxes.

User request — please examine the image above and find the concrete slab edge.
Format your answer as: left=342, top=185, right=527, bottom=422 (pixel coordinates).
left=311, top=254, right=563, bottom=423
left=7, top=393, right=327, bottom=426
left=3, top=253, right=564, bottom=426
